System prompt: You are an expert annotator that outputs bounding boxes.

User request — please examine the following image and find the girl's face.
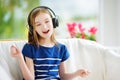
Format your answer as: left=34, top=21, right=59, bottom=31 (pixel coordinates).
left=34, top=13, right=53, bottom=39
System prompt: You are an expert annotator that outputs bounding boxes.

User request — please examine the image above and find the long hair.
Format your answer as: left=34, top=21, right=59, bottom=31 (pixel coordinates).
left=28, top=7, right=57, bottom=47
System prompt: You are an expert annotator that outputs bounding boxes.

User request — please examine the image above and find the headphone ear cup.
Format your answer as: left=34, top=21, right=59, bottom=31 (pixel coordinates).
left=52, top=18, right=59, bottom=28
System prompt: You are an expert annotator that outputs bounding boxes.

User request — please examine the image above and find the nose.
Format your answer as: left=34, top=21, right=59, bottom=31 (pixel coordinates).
left=43, top=24, right=47, bottom=29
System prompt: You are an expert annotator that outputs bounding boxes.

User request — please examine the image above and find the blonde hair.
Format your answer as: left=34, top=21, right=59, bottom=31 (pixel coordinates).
left=28, top=7, right=57, bottom=47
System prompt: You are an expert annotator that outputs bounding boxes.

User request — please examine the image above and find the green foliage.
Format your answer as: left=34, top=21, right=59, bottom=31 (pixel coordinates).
left=75, top=33, right=96, bottom=41
left=0, top=0, right=40, bottom=40
left=71, top=15, right=97, bottom=21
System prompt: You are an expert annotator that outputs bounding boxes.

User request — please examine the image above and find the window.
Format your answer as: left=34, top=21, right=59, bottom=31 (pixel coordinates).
left=0, top=0, right=99, bottom=40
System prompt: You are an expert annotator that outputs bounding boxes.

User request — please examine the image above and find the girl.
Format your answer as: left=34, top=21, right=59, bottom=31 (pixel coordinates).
left=10, top=6, right=89, bottom=80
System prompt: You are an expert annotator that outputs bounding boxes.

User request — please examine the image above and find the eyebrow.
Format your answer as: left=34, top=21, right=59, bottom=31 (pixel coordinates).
left=35, top=18, right=50, bottom=24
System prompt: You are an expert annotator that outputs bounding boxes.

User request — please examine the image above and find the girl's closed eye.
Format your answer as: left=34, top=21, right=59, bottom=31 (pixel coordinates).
left=36, top=23, right=41, bottom=27
left=45, top=20, right=50, bottom=24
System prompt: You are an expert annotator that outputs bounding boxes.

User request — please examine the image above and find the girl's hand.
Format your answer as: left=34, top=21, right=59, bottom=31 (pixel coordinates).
left=10, top=45, right=22, bottom=59
left=76, top=69, right=90, bottom=78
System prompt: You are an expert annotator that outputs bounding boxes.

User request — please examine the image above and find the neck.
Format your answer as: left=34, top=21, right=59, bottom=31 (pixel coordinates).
left=39, top=38, right=54, bottom=47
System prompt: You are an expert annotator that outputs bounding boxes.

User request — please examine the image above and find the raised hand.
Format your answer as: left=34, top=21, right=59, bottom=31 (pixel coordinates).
left=10, top=45, right=22, bottom=59
left=76, top=69, right=90, bottom=78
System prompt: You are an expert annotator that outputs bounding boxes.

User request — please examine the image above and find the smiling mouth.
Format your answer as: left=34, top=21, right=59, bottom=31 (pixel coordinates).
left=42, top=30, right=49, bottom=34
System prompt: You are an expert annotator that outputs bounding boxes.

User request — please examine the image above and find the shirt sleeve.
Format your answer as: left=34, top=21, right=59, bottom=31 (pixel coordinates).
left=22, top=43, right=33, bottom=59
left=61, top=45, right=70, bottom=62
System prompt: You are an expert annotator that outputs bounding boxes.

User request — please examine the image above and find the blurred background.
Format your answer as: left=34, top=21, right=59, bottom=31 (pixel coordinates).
left=0, top=0, right=120, bottom=48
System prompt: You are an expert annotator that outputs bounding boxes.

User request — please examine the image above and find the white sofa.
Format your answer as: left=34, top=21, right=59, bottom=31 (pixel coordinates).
left=0, top=39, right=120, bottom=80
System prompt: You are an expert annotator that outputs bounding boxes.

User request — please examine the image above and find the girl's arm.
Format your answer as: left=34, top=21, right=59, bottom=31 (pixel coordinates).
left=59, top=62, right=89, bottom=80
left=10, top=46, right=34, bottom=80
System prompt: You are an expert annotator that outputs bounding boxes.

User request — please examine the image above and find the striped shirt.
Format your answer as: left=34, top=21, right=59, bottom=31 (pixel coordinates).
left=22, top=43, right=70, bottom=80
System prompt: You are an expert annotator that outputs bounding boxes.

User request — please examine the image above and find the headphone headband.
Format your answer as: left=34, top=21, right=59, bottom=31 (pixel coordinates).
left=28, top=6, right=57, bottom=19
left=39, top=6, right=56, bottom=17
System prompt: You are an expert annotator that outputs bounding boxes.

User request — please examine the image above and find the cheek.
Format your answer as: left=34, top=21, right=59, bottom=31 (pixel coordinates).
left=48, top=20, right=54, bottom=28
left=35, top=27, right=41, bottom=33
left=49, top=23, right=54, bottom=29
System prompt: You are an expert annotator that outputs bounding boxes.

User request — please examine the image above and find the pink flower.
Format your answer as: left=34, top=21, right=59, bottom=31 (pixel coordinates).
left=67, top=22, right=97, bottom=41
left=72, top=22, right=77, bottom=27
left=88, top=26, right=97, bottom=34
left=78, top=23, right=85, bottom=33
left=67, top=23, right=76, bottom=38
